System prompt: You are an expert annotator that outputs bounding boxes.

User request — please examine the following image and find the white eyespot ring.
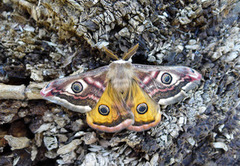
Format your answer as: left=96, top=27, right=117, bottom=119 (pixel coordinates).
left=136, top=103, right=148, bottom=114
left=98, top=105, right=110, bottom=116
left=161, top=73, right=172, bottom=84
left=71, top=81, right=83, bottom=93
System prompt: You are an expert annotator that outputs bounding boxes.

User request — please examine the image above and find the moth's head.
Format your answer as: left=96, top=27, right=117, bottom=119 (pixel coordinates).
left=109, top=59, right=132, bottom=68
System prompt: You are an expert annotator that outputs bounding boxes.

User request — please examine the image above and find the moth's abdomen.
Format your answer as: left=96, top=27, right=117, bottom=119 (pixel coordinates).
left=111, top=78, right=132, bottom=93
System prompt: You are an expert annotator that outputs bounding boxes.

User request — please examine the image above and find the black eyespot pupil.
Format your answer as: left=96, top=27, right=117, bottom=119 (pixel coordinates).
left=137, top=103, right=148, bottom=114
left=73, top=85, right=80, bottom=91
left=164, top=76, right=170, bottom=82
left=139, top=106, right=146, bottom=112
left=161, top=73, right=172, bottom=84
left=99, top=105, right=110, bottom=116
left=71, top=82, right=83, bottom=93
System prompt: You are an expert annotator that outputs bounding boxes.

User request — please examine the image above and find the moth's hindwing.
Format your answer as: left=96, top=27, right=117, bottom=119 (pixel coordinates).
left=126, top=80, right=161, bottom=132
left=86, top=82, right=134, bottom=133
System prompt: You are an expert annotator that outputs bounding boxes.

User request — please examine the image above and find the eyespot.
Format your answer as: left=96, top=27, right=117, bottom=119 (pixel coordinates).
left=98, top=105, right=110, bottom=116
left=136, top=103, right=148, bottom=114
left=71, top=81, right=83, bottom=93
left=161, top=73, right=172, bottom=84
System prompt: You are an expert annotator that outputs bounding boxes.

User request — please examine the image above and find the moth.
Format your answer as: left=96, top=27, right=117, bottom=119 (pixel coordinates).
left=41, top=44, right=202, bottom=132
